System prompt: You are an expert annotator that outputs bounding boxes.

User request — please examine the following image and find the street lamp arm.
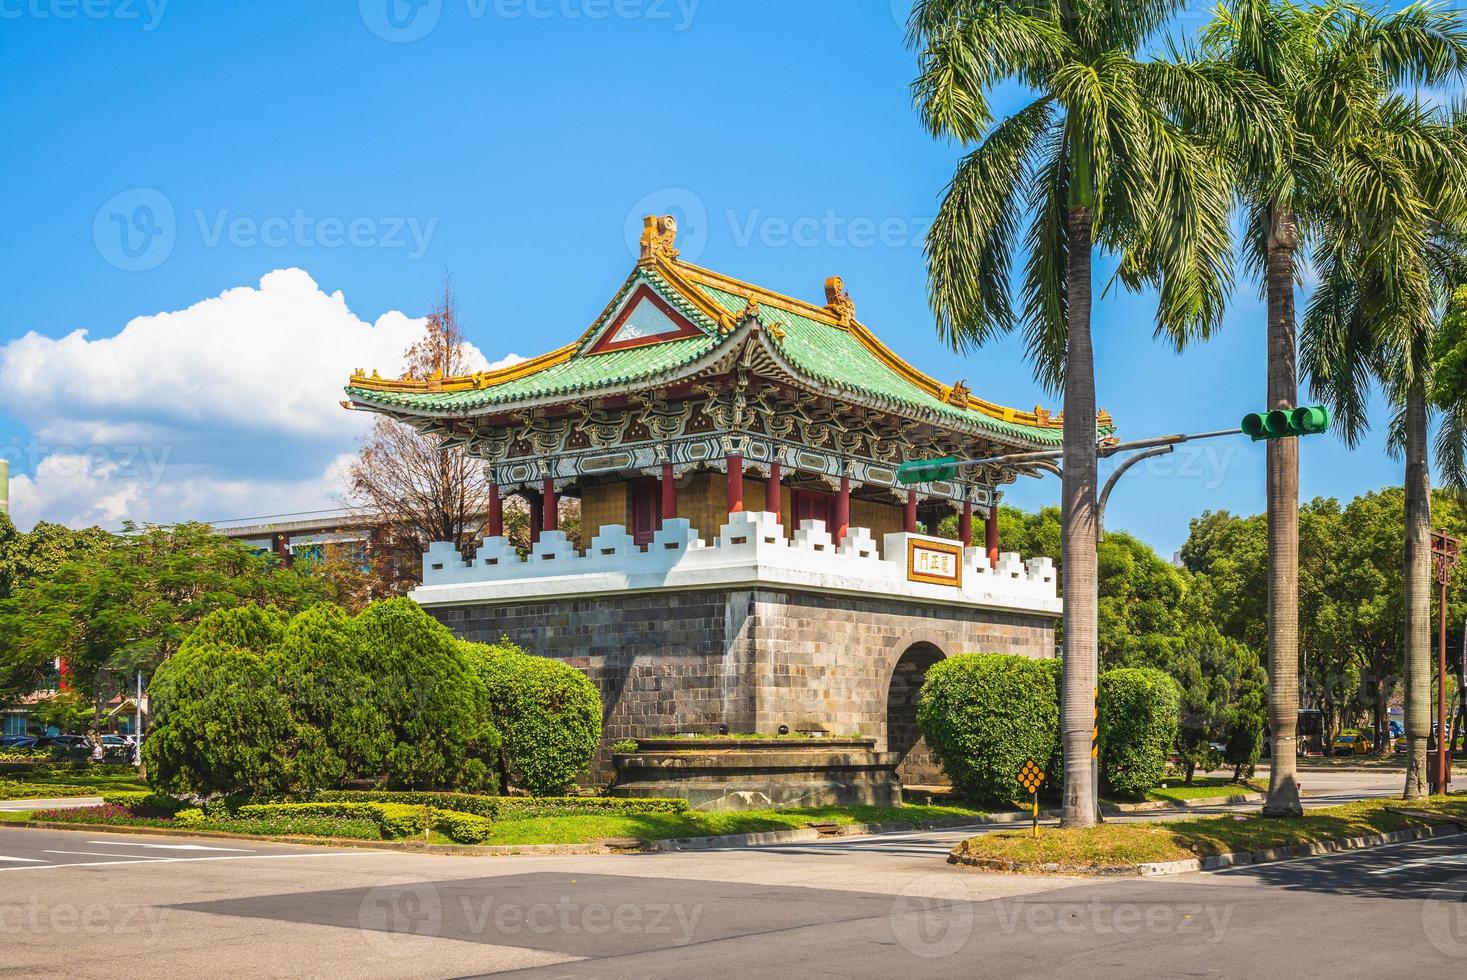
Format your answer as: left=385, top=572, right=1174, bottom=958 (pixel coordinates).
left=1098, top=446, right=1175, bottom=539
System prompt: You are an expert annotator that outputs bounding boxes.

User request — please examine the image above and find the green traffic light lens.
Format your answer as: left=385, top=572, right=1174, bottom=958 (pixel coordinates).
left=1292, top=405, right=1330, bottom=435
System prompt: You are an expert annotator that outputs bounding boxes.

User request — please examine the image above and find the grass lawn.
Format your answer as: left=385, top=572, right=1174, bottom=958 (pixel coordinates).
left=488, top=803, right=988, bottom=846
left=1140, top=778, right=1266, bottom=804
left=953, top=795, right=1467, bottom=871
left=0, top=810, right=34, bottom=823
left=0, top=769, right=147, bottom=800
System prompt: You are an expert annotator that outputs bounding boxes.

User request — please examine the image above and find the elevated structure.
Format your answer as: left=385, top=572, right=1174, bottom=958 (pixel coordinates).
left=345, top=216, right=1103, bottom=794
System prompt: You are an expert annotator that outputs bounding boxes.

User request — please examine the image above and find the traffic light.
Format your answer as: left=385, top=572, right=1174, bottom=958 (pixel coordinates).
left=1241, top=405, right=1330, bottom=441
left=896, top=456, right=960, bottom=485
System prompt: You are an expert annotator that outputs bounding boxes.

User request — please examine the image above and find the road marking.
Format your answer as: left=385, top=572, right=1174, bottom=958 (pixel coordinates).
left=1209, top=832, right=1467, bottom=874
left=0, top=855, right=45, bottom=863
left=0, top=851, right=381, bottom=873
left=1369, top=853, right=1467, bottom=875
left=44, top=849, right=166, bottom=859
left=85, top=841, right=254, bottom=852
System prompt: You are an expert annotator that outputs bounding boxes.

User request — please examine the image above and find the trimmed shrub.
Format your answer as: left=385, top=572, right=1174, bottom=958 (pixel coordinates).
left=1098, top=667, right=1181, bottom=797
left=143, top=640, right=298, bottom=800
left=276, top=603, right=391, bottom=791
left=432, top=809, right=493, bottom=844
left=313, top=789, right=500, bottom=819
left=462, top=640, right=602, bottom=797
left=353, top=600, right=500, bottom=793
left=494, top=796, right=690, bottom=818
left=182, top=606, right=289, bottom=656
left=237, top=800, right=491, bottom=844
left=916, top=654, right=1060, bottom=806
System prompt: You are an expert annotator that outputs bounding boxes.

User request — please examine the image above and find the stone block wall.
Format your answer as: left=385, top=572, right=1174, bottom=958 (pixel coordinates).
left=430, top=586, right=1055, bottom=786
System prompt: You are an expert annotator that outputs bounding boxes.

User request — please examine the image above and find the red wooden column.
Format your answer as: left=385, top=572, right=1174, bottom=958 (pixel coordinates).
left=529, top=492, right=543, bottom=545
left=904, top=488, right=918, bottom=533
left=985, top=504, right=1000, bottom=566
left=542, top=477, right=558, bottom=534
left=835, top=474, right=851, bottom=545
left=726, top=452, right=744, bottom=514
left=959, top=498, right=973, bottom=548
left=487, top=483, right=504, bottom=538
left=765, top=460, right=782, bottom=520
left=661, top=461, right=677, bottom=525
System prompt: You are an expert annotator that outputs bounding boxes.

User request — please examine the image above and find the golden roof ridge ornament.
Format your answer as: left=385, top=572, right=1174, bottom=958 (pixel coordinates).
left=824, top=276, right=856, bottom=327
left=639, top=214, right=680, bottom=264
left=946, top=380, right=972, bottom=410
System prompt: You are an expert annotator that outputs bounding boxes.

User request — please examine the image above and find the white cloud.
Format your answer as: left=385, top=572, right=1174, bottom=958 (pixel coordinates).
left=0, top=269, right=525, bottom=530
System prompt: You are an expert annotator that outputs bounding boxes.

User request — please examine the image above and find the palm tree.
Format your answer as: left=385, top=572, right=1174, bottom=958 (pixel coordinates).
left=907, top=0, right=1268, bottom=826
left=1206, top=0, right=1467, bottom=812
left=1304, top=82, right=1467, bottom=798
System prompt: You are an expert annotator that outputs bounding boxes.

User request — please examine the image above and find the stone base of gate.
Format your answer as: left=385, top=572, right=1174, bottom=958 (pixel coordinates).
left=608, top=737, right=902, bottom=811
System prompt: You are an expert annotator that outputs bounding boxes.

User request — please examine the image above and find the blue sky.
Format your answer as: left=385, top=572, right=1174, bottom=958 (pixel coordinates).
left=0, top=0, right=1445, bottom=556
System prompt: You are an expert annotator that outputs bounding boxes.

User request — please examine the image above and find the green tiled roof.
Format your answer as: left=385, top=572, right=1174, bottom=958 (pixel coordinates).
left=695, top=283, right=1067, bottom=447
left=347, top=264, right=1090, bottom=447
left=345, top=333, right=718, bottom=411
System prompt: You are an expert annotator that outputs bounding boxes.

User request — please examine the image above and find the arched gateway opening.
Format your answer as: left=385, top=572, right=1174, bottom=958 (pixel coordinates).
left=886, top=642, right=946, bottom=787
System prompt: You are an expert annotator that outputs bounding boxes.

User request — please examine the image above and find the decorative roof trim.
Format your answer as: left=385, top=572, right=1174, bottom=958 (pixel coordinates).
left=348, top=343, right=576, bottom=394
left=585, top=283, right=706, bottom=355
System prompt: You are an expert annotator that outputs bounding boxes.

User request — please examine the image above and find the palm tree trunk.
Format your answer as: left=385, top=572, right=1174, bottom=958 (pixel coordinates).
left=1061, top=205, right=1098, bottom=828
left=1404, top=380, right=1432, bottom=799
left=1263, top=206, right=1304, bottom=817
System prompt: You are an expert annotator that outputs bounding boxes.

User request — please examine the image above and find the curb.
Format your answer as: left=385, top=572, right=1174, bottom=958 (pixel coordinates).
left=1104, top=792, right=1265, bottom=814
left=643, top=816, right=996, bottom=851
left=0, top=820, right=616, bottom=856
left=948, top=819, right=1464, bottom=877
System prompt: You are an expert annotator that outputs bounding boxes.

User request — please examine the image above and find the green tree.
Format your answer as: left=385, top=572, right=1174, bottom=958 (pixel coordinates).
left=1200, top=0, right=1467, bottom=815
left=143, top=638, right=299, bottom=801
left=462, top=639, right=602, bottom=796
left=1304, top=103, right=1467, bottom=797
left=909, top=0, right=1259, bottom=825
left=0, top=523, right=323, bottom=734
left=351, top=599, right=498, bottom=792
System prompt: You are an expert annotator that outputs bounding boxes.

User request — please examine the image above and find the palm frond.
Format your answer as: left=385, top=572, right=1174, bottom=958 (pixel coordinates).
left=926, top=98, right=1056, bottom=355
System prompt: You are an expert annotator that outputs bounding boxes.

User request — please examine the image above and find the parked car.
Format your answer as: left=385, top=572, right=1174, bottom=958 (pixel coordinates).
left=1332, top=732, right=1373, bottom=755
left=0, top=735, right=37, bottom=749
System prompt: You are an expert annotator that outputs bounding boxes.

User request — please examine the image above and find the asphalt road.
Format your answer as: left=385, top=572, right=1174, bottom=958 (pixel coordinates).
left=1, top=773, right=1462, bottom=980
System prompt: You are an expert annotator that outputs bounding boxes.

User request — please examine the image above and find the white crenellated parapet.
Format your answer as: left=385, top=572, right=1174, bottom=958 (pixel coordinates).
left=414, top=510, right=1060, bottom=616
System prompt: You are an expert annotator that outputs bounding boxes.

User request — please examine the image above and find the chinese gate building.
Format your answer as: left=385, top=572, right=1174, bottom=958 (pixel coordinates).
left=344, top=216, right=1097, bottom=801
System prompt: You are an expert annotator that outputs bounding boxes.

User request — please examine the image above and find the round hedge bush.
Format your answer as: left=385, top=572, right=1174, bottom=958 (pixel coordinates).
left=1098, top=667, right=1181, bottom=797
left=917, top=653, right=1059, bottom=806
left=461, top=640, right=602, bottom=797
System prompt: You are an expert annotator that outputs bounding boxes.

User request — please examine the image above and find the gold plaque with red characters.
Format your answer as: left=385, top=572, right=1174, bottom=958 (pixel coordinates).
left=907, top=538, right=963, bottom=587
